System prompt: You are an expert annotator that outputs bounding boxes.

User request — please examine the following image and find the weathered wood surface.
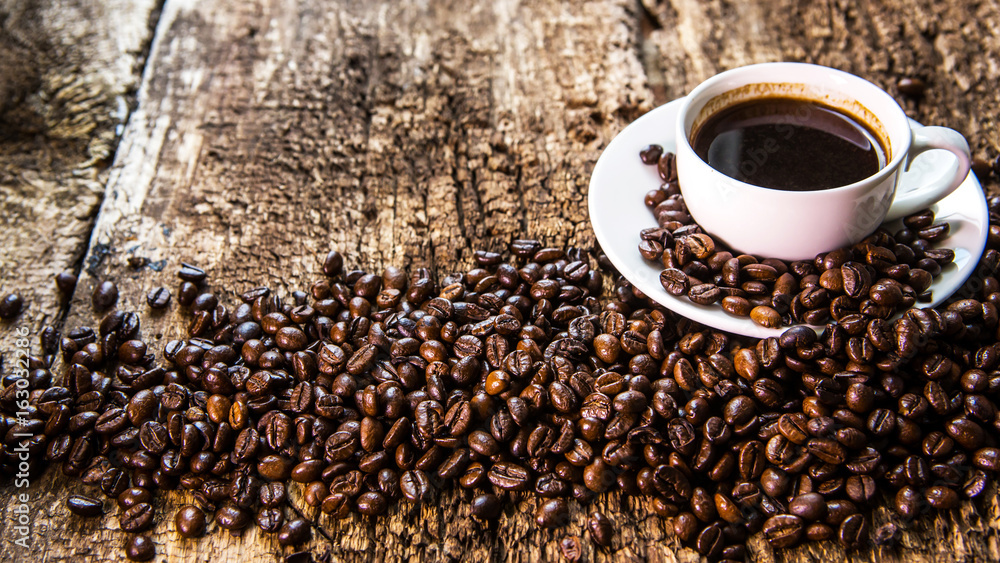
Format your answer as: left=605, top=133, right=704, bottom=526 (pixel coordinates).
left=0, top=0, right=160, bottom=396
left=1, top=0, right=1000, bottom=561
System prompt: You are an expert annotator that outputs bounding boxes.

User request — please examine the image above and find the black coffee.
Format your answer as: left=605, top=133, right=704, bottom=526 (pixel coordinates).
left=692, top=97, right=885, bottom=191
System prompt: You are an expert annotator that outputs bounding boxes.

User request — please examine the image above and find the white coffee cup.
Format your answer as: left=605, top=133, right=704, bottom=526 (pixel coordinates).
left=675, top=62, right=971, bottom=261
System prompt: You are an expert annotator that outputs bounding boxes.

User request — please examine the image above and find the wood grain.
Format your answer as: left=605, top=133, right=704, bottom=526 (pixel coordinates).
left=1, top=0, right=1000, bottom=561
left=0, top=0, right=160, bottom=387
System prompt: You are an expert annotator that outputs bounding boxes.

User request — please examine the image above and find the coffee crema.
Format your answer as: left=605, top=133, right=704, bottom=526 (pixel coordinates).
left=692, top=97, right=886, bottom=191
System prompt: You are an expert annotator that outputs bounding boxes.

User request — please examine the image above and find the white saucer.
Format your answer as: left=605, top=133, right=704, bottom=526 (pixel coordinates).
left=589, top=97, right=989, bottom=338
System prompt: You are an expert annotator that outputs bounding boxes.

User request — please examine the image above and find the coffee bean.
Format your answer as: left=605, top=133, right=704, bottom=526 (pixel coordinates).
left=323, top=250, right=345, bottom=277
left=118, top=487, right=153, bottom=509
left=146, top=287, right=171, bottom=309
left=587, top=511, right=613, bottom=546
left=535, top=498, right=569, bottom=528
left=278, top=518, right=312, bottom=546
left=659, top=269, right=689, bottom=296
left=471, top=493, right=501, bottom=520
left=0, top=293, right=24, bottom=319
left=640, top=144, right=663, bottom=165
left=55, top=271, right=78, bottom=295
left=789, top=493, right=827, bottom=521
left=92, top=281, right=119, bottom=309
left=120, top=502, right=155, bottom=532
left=673, top=512, right=698, bottom=543
left=897, top=77, right=926, bottom=97
left=894, top=485, right=923, bottom=519
left=838, top=513, right=868, bottom=548
left=695, top=522, right=724, bottom=558
left=947, top=417, right=985, bottom=449
left=216, top=501, right=251, bottom=531
left=256, top=507, right=284, bottom=533
left=657, top=152, right=677, bottom=182
left=127, top=389, right=158, bottom=426
left=178, top=263, right=207, bottom=282
left=400, top=470, right=434, bottom=502
left=175, top=505, right=206, bottom=538
left=926, top=485, right=959, bottom=509
left=559, top=536, right=583, bottom=561
left=721, top=296, right=752, bottom=316
left=66, top=495, right=103, bottom=517
left=125, top=535, right=155, bottom=561
left=688, top=283, right=722, bottom=306
left=750, top=306, right=781, bottom=328
left=356, top=491, right=388, bottom=515
left=763, top=514, right=803, bottom=549
left=844, top=475, right=876, bottom=505
left=489, top=462, right=531, bottom=491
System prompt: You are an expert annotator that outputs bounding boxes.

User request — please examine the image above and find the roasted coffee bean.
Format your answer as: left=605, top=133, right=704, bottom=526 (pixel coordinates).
left=356, top=491, right=388, bottom=515
left=659, top=269, right=689, bottom=296
left=559, top=536, right=583, bottom=561
left=588, top=511, right=613, bottom=546
left=400, top=470, right=434, bottom=502
left=92, top=281, right=119, bottom=309
left=763, top=514, right=803, bottom=549
left=471, top=493, right=502, bottom=520
left=175, top=505, right=206, bottom=538
left=120, top=502, right=155, bottom=532
left=0, top=293, right=24, bottom=319
left=323, top=250, right=345, bottom=277
left=640, top=144, right=663, bottom=165
left=256, top=507, right=284, bottom=533
left=838, top=513, right=868, bottom=548
left=66, top=495, right=104, bottom=517
left=489, top=462, right=531, bottom=491
left=278, top=518, right=312, bottom=546
left=535, top=498, right=569, bottom=529
left=947, top=417, right=985, bottom=450
left=894, top=486, right=923, bottom=519
left=125, top=535, right=155, bottom=561
left=144, top=286, right=172, bottom=310
left=55, top=271, right=78, bottom=295
left=688, top=284, right=722, bottom=305
left=216, top=501, right=251, bottom=531
left=118, top=487, right=153, bottom=509
left=673, top=512, right=698, bottom=543
left=694, top=522, right=724, bottom=558
left=750, top=306, right=781, bottom=328
left=789, top=493, right=827, bottom=522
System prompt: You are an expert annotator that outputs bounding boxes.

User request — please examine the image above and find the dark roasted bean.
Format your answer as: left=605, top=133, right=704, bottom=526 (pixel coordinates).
left=175, top=505, right=207, bottom=538
left=278, top=518, right=312, bottom=546
left=67, top=495, right=104, bottom=517
left=125, top=535, right=155, bottom=561
left=91, top=281, right=119, bottom=309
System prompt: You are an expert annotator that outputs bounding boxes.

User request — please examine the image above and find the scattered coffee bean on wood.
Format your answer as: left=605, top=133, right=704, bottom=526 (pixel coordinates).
left=91, top=280, right=119, bottom=309
left=146, top=287, right=171, bottom=309
left=5, top=217, right=1000, bottom=562
left=55, top=271, right=78, bottom=296
left=0, top=293, right=23, bottom=319
left=125, top=535, right=155, bottom=561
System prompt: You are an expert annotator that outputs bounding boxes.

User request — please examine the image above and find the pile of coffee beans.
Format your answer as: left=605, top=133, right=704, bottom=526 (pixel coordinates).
left=638, top=148, right=959, bottom=328
left=4, top=218, right=1000, bottom=561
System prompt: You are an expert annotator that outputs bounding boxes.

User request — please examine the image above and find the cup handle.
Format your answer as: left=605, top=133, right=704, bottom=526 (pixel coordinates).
left=884, top=125, right=971, bottom=222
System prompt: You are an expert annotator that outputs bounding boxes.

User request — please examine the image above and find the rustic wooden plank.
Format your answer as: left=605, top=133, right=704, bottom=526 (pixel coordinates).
left=3, top=0, right=1000, bottom=561
left=0, top=0, right=160, bottom=556
left=0, top=0, right=160, bottom=379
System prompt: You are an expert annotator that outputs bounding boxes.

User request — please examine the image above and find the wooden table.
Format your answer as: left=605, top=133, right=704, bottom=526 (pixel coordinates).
left=1, top=0, right=999, bottom=560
